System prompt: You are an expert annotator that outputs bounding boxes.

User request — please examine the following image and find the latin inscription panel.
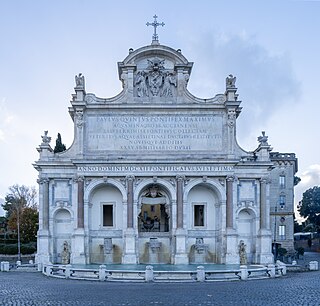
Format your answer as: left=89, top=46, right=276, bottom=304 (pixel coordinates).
left=86, top=114, right=223, bottom=152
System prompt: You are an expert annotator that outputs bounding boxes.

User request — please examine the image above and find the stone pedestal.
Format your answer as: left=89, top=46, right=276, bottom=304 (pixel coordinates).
left=257, top=229, right=273, bottom=264
left=122, top=228, right=137, bottom=264
left=36, top=229, right=50, bottom=267
left=174, top=228, right=188, bottom=264
left=225, top=228, right=239, bottom=264
left=71, top=228, right=86, bottom=264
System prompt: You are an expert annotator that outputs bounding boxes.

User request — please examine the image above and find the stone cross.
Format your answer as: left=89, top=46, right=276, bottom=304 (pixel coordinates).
left=146, top=15, right=165, bottom=43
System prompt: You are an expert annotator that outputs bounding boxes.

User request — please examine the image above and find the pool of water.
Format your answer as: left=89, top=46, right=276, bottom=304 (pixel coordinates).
left=70, top=263, right=261, bottom=271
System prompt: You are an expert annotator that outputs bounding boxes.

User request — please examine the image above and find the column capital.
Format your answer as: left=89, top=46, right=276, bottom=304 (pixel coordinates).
left=260, top=177, right=271, bottom=184
left=226, top=175, right=236, bottom=182
left=37, top=177, right=49, bottom=184
left=126, top=175, right=135, bottom=182
left=73, top=175, right=85, bottom=183
left=176, top=175, right=186, bottom=182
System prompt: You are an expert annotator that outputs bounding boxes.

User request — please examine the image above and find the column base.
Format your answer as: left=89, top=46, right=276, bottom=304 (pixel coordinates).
left=225, top=228, right=239, bottom=264
left=174, top=228, right=188, bottom=264
left=122, top=228, right=138, bottom=264
left=71, top=228, right=86, bottom=265
left=257, top=229, right=273, bottom=265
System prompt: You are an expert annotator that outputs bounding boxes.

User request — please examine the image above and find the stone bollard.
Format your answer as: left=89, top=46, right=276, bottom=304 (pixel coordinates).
left=1, top=261, right=10, bottom=272
left=196, top=266, right=205, bottom=282
left=46, top=264, right=53, bottom=276
left=16, top=260, right=21, bottom=266
left=276, top=260, right=286, bottom=276
left=145, top=265, right=154, bottom=282
left=65, top=264, right=72, bottom=279
left=292, top=260, right=297, bottom=265
left=240, top=265, right=248, bottom=280
left=309, top=261, right=319, bottom=271
left=99, top=265, right=106, bottom=281
left=268, top=264, right=276, bottom=278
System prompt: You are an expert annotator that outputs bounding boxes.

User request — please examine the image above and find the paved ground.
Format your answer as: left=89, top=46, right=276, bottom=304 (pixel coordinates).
left=0, top=253, right=319, bottom=306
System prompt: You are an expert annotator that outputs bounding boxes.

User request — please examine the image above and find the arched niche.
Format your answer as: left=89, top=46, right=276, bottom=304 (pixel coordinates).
left=53, top=208, right=72, bottom=264
left=88, top=183, right=124, bottom=231
left=185, top=183, right=220, bottom=230
left=237, top=208, right=257, bottom=263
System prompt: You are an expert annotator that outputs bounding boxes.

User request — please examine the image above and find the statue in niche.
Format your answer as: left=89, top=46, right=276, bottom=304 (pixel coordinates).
left=226, top=74, right=236, bottom=88
left=134, top=71, right=149, bottom=97
left=161, top=72, right=177, bottom=97
left=75, top=73, right=85, bottom=88
left=238, top=240, right=247, bottom=265
left=61, top=241, right=70, bottom=264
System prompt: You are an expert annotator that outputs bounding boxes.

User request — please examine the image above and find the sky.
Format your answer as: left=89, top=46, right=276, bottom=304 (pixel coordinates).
left=0, top=0, right=319, bottom=217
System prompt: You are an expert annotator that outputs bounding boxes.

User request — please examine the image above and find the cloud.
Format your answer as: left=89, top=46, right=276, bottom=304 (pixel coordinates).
left=0, top=98, right=17, bottom=143
left=183, top=31, right=301, bottom=136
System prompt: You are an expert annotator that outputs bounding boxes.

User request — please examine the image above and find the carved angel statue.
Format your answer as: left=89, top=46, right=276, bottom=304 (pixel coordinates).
left=75, top=73, right=85, bottom=88
left=134, top=71, right=149, bottom=97
left=161, top=72, right=177, bottom=97
left=226, top=74, right=236, bottom=88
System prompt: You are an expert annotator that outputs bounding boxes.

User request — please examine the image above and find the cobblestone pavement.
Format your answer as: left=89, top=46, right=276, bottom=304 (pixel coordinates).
left=1, top=253, right=320, bottom=306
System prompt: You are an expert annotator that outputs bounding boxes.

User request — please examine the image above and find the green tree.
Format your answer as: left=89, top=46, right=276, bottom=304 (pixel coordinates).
left=298, top=186, right=320, bottom=230
left=54, top=133, right=66, bottom=153
left=294, top=176, right=301, bottom=186
left=8, top=207, right=38, bottom=242
left=2, top=185, right=38, bottom=259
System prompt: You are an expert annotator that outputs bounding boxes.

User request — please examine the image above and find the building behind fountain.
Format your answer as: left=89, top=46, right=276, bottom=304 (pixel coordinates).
left=34, top=20, right=297, bottom=267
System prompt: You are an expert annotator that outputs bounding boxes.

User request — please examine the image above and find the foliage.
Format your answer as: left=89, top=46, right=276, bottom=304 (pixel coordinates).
left=296, top=247, right=304, bottom=256
left=294, top=219, right=303, bottom=233
left=0, top=242, right=36, bottom=255
left=294, top=176, right=301, bottom=186
left=298, top=186, right=320, bottom=228
left=8, top=207, right=38, bottom=242
left=54, top=133, right=66, bottom=153
left=2, top=185, right=38, bottom=243
left=278, top=247, right=287, bottom=256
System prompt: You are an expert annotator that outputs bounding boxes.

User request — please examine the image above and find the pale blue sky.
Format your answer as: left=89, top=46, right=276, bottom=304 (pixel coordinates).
left=0, top=0, right=319, bottom=216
